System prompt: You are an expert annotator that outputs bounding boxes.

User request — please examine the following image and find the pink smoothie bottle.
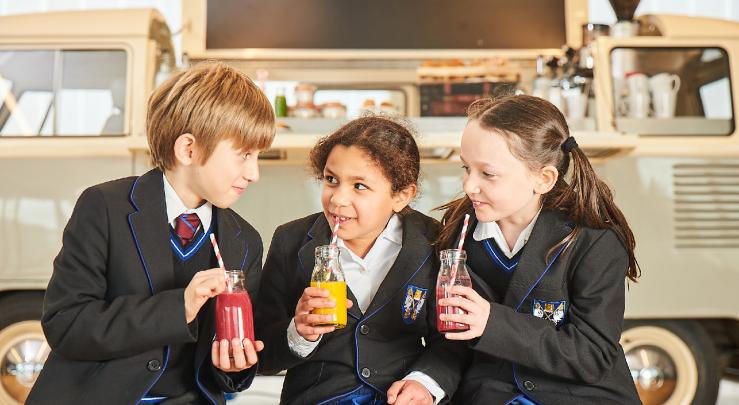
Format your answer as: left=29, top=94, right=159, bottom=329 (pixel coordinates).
left=436, top=249, right=472, bottom=332
left=215, top=270, right=254, bottom=342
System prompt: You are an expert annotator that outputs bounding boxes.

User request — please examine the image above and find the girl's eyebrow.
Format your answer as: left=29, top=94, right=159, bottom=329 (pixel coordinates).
left=460, top=155, right=499, bottom=170
left=324, top=167, right=367, bottom=182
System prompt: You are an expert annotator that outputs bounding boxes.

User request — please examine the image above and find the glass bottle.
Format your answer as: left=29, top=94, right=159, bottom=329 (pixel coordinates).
left=436, top=249, right=472, bottom=332
left=310, top=245, right=347, bottom=329
left=274, top=87, right=288, bottom=117
left=215, top=270, right=255, bottom=342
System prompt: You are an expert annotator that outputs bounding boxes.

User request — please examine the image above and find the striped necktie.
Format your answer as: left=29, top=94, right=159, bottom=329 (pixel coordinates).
left=174, top=213, right=201, bottom=246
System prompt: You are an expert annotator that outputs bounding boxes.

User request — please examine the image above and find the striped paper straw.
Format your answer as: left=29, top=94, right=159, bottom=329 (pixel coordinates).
left=330, top=221, right=340, bottom=246
left=210, top=234, right=226, bottom=270
left=449, top=214, right=471, bottom=286
left=209, top=234, right=231, bottom=292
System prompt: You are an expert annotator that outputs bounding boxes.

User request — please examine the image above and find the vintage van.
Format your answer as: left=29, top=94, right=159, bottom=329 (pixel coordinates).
left=0, top=3, right=738, bottom=405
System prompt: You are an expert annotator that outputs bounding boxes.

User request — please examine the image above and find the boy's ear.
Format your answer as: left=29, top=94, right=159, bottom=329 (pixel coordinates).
left=392, top=184, right=418, bottom=213
left=534, top=165, right=558, bottom=195
left=173, top=133, right=197, bottom=166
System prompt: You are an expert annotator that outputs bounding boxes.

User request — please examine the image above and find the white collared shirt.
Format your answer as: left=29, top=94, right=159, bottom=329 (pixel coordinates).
left=163, top=173, right=212, bottom=232
left=473, top=209, right=541, bottom=258
left=336, top=213, right=402, bottom=313
left=286, top=214, right=445, bottom=403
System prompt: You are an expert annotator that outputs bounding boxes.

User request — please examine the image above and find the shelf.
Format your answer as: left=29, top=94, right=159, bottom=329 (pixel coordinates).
left=0, top=118, right=637, bottom=161
left=616, top=117, right=733, bottom=136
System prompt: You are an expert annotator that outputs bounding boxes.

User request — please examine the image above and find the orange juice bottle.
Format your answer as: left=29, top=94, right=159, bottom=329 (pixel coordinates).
left=310, top=245, right=347, bottom=329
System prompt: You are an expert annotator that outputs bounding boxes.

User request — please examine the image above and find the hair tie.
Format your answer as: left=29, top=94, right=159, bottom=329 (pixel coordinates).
left=562, top=136, right=578, bottom=153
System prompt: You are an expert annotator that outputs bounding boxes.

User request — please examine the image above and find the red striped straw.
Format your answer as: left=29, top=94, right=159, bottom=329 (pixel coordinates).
left=327, top=221, right=341, bottom=267
left=330, top=221, right=340, bottom=246
left=449, top=214, right=471, bottom=286
left=209, top=234, right=231, bottom=292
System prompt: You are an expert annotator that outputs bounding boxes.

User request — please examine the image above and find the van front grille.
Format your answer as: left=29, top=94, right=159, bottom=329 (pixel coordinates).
left=673, top=163, right=739, bottom=248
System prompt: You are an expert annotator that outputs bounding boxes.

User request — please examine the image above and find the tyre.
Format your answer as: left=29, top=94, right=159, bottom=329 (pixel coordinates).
left=0, top=293, right=47, bottom=405
left=620, top=320, right=720, bottom=405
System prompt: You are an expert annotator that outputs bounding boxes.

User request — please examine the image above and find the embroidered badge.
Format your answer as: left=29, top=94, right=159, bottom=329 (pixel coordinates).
left=532, top=299, right=567, bottom=326
left=402, top=285, right=428, bottom=325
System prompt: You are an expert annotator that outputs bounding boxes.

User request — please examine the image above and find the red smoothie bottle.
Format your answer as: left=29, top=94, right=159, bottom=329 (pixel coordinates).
left=436, top=249, right=472, bottom=332
left=215, top=270, right=254, bottom=342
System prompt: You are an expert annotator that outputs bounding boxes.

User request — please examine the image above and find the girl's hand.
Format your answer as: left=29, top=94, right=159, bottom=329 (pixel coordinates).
left=294, top=287, right=353, bottom=341
left=387, top=380, right=433, bottom=405
left=438, top=285, right=490, bottom=340
left=211, top=338, right=264, bottom=372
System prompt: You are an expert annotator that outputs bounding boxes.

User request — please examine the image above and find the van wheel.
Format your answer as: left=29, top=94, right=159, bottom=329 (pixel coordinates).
left=621, top=320, right=719, bottom=405
left=0, top=293, right=48, bottom=405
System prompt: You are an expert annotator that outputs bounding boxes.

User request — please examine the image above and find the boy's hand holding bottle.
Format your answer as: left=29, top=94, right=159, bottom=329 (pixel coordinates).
left=184, top=268, right=228, bottom=323
left=211, top=338, right=264, bottom=372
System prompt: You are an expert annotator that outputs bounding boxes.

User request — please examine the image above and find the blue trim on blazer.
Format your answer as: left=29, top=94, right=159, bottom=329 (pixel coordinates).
left=483, top=239, right=520, bottom=272
left=298, top=215, right=324, bottom=274
left=514, top=243, right=568, bottom=312
left=169, top=222, right=213, bottom=261
left=315, top=385, right=365, bottom=405
left=509, top=242, right=568, bottom=403
left=353, top=251, right=432, bottom=392
left=195, top=348, right=218, bottom=405
left=128, top=176, right=173, bottom=405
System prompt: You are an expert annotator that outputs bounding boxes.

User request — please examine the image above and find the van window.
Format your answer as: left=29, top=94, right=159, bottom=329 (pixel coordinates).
left=610, top=47, right=733, bottom=136
left=0, top=49, right=127, bottom=136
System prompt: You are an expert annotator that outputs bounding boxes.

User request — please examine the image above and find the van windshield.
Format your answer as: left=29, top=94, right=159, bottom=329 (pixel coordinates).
left=0, top=49, right=127, bottom=137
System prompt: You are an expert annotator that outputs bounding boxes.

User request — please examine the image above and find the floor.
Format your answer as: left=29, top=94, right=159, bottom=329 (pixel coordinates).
left=229, top=377, right=739, bottom=405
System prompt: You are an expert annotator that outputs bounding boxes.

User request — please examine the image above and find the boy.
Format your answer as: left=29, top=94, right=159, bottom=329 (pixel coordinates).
left=27, top=61, right=275, bottom=405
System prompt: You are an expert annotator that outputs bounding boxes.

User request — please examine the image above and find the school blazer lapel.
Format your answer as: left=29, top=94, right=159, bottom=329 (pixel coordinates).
left=364, top=213, right=433, bottom=316
left=127, top=169, right=174, bottom=294
left=503, top=210, right=572, bottom=310
left=298, top=215, right=363, bottom=319
left=216, top=209, right=249, bottom=273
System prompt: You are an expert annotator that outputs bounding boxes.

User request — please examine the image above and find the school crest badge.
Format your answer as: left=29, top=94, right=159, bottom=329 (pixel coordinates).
left=402, top=285, right=428, bottom=325
left=532, top=299, right=567, bottom=326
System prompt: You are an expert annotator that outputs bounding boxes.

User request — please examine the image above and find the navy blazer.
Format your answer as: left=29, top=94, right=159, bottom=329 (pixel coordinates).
left=458, top=210, right=641, bottom=404
left=27, top=169, right=262, bottom=405
left=256, top=210, right=466, bottom=405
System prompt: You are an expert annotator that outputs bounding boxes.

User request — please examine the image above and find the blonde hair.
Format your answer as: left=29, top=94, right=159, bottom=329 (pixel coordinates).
left=146, top=61, right=275, bottom=170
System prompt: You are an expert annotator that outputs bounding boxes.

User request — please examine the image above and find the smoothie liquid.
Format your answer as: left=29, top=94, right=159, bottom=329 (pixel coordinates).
left=310, top=245, right=348, bottom=329
left=215, top=290, right=254, bottom=341
left=436, top=249, right=472, bottom=333
left=436, top=275, right=471, bottom=332
left=310, top=280, right=347, bottom=328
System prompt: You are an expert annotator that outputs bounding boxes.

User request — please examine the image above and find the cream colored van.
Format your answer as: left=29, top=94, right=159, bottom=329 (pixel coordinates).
left=1, top=5, right=738, bottom=405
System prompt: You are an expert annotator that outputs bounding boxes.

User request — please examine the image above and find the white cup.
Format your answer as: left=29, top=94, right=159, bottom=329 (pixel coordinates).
left=621, top=73, right=651, bottom=118
left=649, top=73, right=681, bottom=118
left=563, top=88, right=587, bottom=120
left=548, top=86, right=564, bottom=113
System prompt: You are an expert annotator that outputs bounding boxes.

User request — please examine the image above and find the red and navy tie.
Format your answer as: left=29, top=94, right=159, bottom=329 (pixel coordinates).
left=174, top=213, right=201, bottom=246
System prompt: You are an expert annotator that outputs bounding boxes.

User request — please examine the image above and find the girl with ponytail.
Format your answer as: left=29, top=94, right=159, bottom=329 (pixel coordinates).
left=436, top=95, right=641, bottom=404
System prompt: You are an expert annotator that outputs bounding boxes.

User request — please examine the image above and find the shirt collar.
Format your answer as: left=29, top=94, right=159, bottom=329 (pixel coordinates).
left=163, top=173, right=213, bottom=231
left=473, top=208, right=541, bottom=258
left=336, top=213, right=403, bottom=262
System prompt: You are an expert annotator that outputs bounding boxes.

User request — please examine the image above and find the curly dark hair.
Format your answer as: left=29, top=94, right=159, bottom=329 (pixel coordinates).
left=309, top=116, right=420, bottom=194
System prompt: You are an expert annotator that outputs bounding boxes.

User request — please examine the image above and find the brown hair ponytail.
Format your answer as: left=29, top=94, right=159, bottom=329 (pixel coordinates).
left=436, top=95, right=640, bottom=282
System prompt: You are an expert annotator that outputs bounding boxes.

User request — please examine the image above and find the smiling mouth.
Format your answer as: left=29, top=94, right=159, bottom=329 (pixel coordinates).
left=331, top=214, right=353, bottom=224
left=471, top=200, right=486, bottom=207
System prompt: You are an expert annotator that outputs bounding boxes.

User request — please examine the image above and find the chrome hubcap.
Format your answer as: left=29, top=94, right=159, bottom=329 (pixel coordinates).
left=626, top=345, right=677, bottom=404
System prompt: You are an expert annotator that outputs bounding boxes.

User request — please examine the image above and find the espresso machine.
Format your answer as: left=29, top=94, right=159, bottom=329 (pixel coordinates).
left=609, top=0, right=642, bottom=112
